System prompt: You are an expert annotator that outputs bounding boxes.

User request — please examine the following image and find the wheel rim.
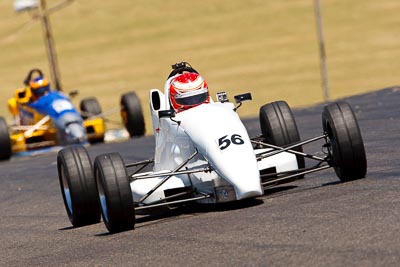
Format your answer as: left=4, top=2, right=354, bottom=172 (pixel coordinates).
left=60, top=165, right=73, bottom=215
left=325, top=121, right=342, bottom=173
left=96, top=169, right=109, bottom=223
left=325, top=123, right=334, bottom=156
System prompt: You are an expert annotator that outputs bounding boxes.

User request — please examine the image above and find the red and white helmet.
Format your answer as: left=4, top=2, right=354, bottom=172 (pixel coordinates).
left=169, top=72, right=210, bottom=112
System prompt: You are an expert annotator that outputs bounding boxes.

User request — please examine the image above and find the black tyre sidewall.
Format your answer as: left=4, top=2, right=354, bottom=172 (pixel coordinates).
left=259, top=101, right=305, bottom=169
left=94, top=153, right=135, bottom=233
left=121, top=92, right=145, bottom=137
left=322, top=101, right=367, bottom=181
left=57, top=145, right=101, bottom=226
left=80, top=97, right=102, bottom=119
left=80, top=97, right=105, bottom=143
left=0, top=117, right=11, bottom=160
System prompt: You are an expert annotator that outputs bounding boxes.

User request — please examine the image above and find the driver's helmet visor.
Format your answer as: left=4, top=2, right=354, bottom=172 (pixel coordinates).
left=174, top=88, right=208, bottom=106
left=32, top=85, right=50, bottom=97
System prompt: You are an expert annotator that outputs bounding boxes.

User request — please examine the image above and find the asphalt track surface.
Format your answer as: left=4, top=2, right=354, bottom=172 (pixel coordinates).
left=1, top=88, right=400, bottom=267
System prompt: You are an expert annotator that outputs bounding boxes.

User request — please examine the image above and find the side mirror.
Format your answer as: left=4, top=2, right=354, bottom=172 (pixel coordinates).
left=158, top=109, right=176, bottom=118
left=234, top=93, right=252, bottom=103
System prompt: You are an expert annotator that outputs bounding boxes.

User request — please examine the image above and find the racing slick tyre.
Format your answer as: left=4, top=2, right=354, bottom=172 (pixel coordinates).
left=80, top=97, right=102, bottom=119
left=259, top=101, right=305, bottom=171
left=80, top=97, right=105, bottom=143
left=322, top=101, right=367, bottom=182
left=121, top=92, right=145, bottom=137
left=57, top=145, right=101, bottom=227
left=0, top=117, right=12, bottom=160
left=94, top=153, right=135, bottom=233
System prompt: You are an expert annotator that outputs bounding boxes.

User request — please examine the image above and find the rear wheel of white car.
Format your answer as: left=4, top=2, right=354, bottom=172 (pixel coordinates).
left=322, top=101, right=367, bottom=182
left=121, top=92, right=145, bottom=137
left=80, top=97, right=102, bottom=119
left=0, top=117, right=12, bottom=160
left=259, top=101, right=305, bottom=170
left=94, top=153, right=135, bottom=233
left=57, top=145, right=101, bottom=227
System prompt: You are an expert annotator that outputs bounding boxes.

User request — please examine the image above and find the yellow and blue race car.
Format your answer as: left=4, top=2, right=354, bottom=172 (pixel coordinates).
left=0, top=69, right=146, bottom=160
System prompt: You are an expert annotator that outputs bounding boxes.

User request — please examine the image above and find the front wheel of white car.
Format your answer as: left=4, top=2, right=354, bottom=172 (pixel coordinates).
left=259, top=101, right=305, bottom=170
left=322, top=101, right=367, bottom=182
left=57, top=145, right=101, bottom=227
left=94, top=153, right=135, bottom=233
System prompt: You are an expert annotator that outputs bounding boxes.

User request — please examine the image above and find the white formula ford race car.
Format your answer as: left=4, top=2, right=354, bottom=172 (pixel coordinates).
left=57, top=62, right=367, bottom=233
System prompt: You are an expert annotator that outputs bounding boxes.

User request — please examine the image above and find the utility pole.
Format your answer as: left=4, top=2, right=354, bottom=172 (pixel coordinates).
left=39, top=0, right=62, bottom=91
left=314, top=0, right=330, bottom=102
left=14, top=0, right=72, bottom=91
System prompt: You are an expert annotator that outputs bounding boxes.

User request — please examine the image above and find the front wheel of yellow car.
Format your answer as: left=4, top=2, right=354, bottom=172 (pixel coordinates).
left=80, top=97, right=102, bottom=119
left=120, top=91, right=145, bottom=137
left=0, top=117, right=11, bottom=160
left=80, top=97, right=105, bottom=144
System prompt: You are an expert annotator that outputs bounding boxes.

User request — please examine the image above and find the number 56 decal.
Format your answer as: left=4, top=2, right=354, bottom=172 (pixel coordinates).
left=218, top=134, right=244, bottom=150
